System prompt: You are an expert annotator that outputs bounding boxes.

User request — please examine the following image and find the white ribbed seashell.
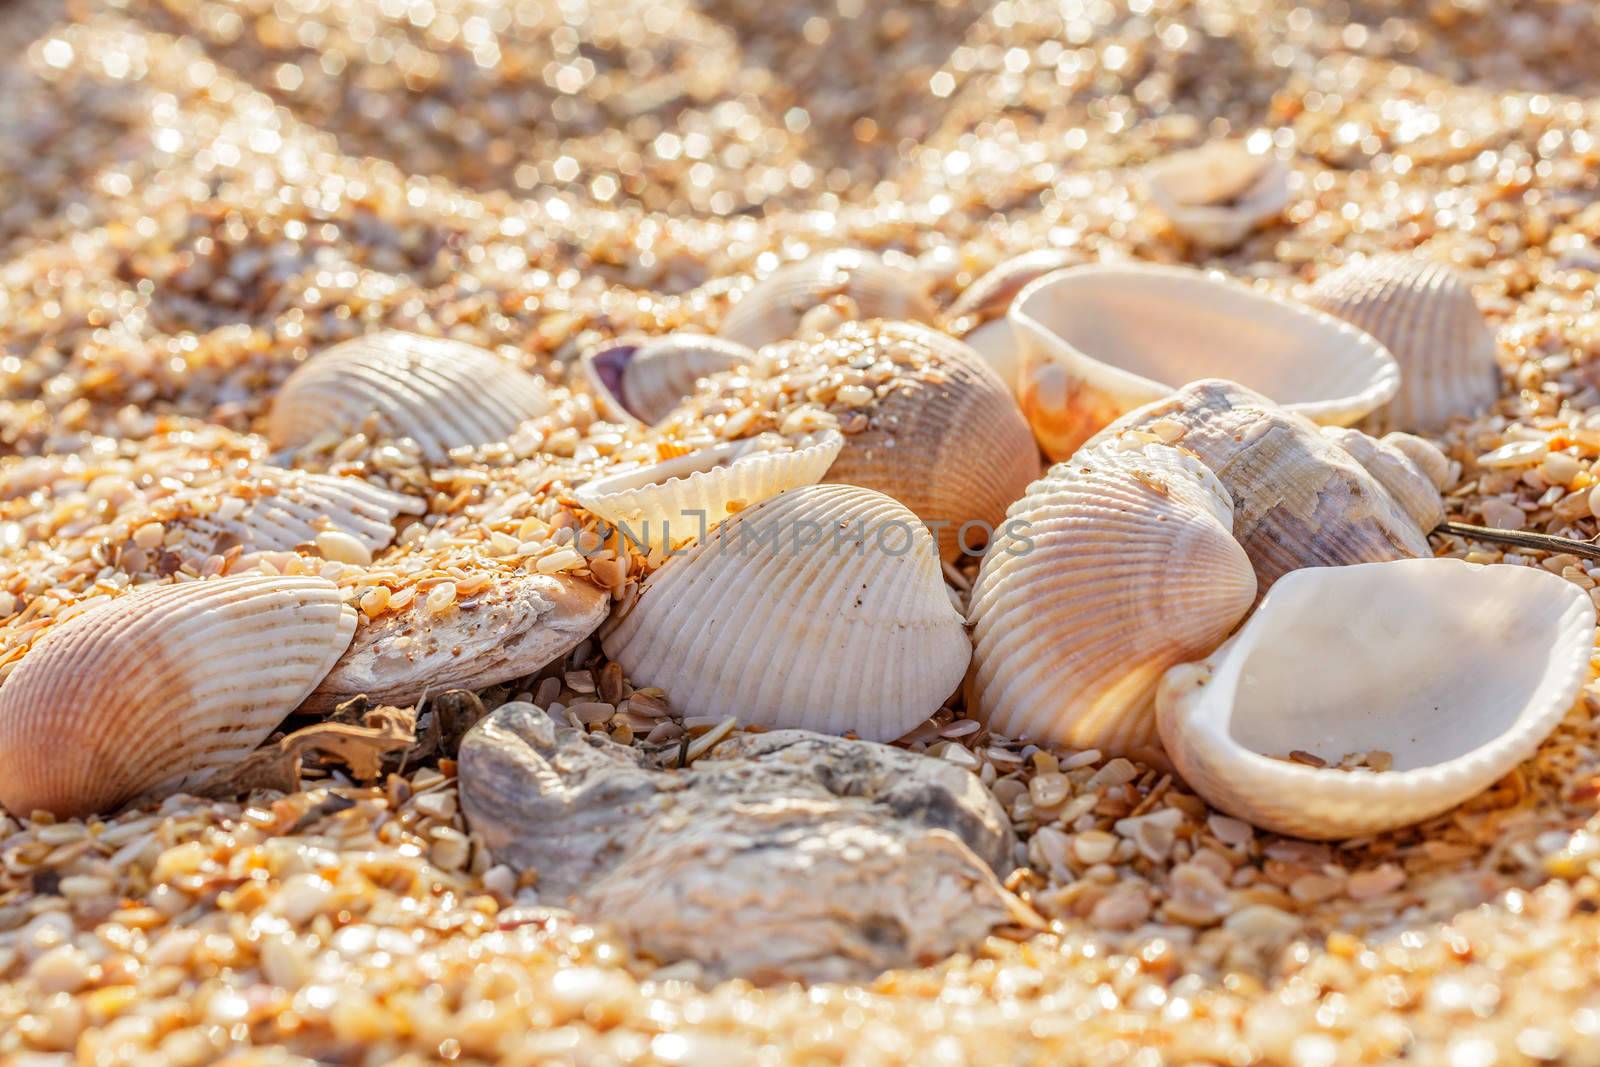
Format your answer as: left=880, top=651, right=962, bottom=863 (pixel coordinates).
left=719, top=249, right=939, bottom=349
left=1011, top=264, right=1400, bottom=460
left=268, top=331, right=551, bottom=462
left=0, top=576, right=356, bottom=818
left=1093, top=380, right=1430, bottom=591
left=304, top=574, right=609, bottom=712
left=603, top=484, right=970, bottom=741
left=1145, top=140, right=1291, bottom=249
left=1323, top=427, right=1446, bottom=531
left=576, top=431, right=843, bottom=550
left=967, top=440, right=1257, bottom=753
left=946, top=249, right=1078, bottom=392
left=583, top=334, right=754, bottom=427
left=1306, top=255, right=1501, bottom=433
left=1157, top=558, right=1595, bottom=840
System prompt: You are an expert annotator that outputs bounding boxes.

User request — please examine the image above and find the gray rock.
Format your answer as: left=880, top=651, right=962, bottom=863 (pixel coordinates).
left=458, top=702, right=1023, bottom=984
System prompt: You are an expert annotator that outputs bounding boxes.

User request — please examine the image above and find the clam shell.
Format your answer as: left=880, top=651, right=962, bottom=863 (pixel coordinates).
left=1145, top=140, right=1291, bottom=249
left=602, top=484, right=971, bottom=741
left=1157, top=558, right=1596, bottom=839
left=947, top=249, right=1078, bottom=392
left=1091, top=380, right=1430, bottom=591
left=583, top=334, right=754, bottom=427
left=304, top=574, right=609, bottom=712
left=268, top=331, right=551, bottom=462
left=0, top=576, right=357, bottom=818
left=718, top=249, right=939, bottom=349
left=1011, top=264, right=1400, bottom=459
left=1306, top=255, right=1501, bottom=433
left=1322, top=427, right=1445, bottom=531
left=968, top=440, right=1257, bottom=753
left=576, top=431, right=843, bottom=549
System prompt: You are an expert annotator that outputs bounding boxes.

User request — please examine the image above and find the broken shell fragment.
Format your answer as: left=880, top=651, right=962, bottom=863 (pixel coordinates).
left=1306, top=254, right=1501, bottom=433
left=268, top=331, right=551, bottom=462
left=583, top=334, right=754, bottom=426
left=1145, top=140, right=1292, bottom=249
left=718, top=249, right=939, bottom=349
left=968, top=440, right=1257, bottom=753
left=0, top=575, right=357, bottom=819
left=1011, top=264, right=1399, bottom=459
left=603, top=483, right=971, bottom=741
left=1157, top=558, right=1596, bottom=840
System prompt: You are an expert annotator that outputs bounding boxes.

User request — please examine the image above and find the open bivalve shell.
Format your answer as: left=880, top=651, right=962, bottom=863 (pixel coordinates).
left=0, top=575, right=357, bottom=819
left=718, top=249, right=939, bottom=349
left=582, top=334, right=754, bottom=427
left=1011, top=264, right=1400, bottom=459
left=1157, top=558, right=1596, bottom=840
left=602, top=483, right=971, bottom=741
left=1092, top=380, right=1431, bottom=591
left=576, top=431, right=843, bottom=550
left=946, top=249, right=1079, bottom=393
left=268, top=331, right=551, bottom=463
left=968, top=439, right=1257, bottom=753
left=1145, top=140, right=1292, bottom=250
left=1306, top=254, right=1501, bottom=434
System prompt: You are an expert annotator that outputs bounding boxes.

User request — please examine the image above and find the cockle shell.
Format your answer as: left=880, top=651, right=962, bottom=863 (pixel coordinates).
left=967, top=440, right=1257, bottom=753
left=1088, top=380, right=1431, bottom=591
left=304, top=574, right=609, bottom=712
left=1145, top=140, right=1291, bottom=249
left=1306, top=254, right=1501, bottom=433
left=583, top=334, right=754, bottom=427
left=268, top=331, right=551, bottom=462
left=1323, top=428, right=1447, bottom=531
left=947, top=249, right=1078, bottom=393
left=576, top=431, right=843, bottom=550
left=1011, top=264, right=1400, bottom=459
left=718, top=249, right=939, bottom=349
left=0, top=576, right=357, bottom=818
left=1157, top=558, right=1596, bottom=840
left=603, top=484, right=971, bottom=741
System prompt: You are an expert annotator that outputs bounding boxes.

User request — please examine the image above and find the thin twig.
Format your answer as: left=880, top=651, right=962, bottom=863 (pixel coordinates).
left=1432, top=521, right=1600, bottom=561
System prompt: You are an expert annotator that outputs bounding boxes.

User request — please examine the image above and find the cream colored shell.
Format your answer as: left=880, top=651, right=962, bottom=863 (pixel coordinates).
left=268, top=331, right=551, bottom=462
left=1157, top=558, right=1596, bottom=840
left=946, top=249, right=1078, bottom=393
left=967, top=440, right=1257, bottom=753
left=603, top=484, right=970, bottom=741
left=583, top=334, right=754, bottom=427
left=0, top=576, right=357, bottom=819
left=718, top=249, right=939, bottom=349
left=1322, top=427, right=1446, bottom=531
left=1010, top=264, right=1400, bottom=459
left=1145, top=140, right=1292, bottom=249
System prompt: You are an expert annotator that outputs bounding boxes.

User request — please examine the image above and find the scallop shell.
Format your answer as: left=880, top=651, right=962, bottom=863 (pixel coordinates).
left=1306, top=255, right=1501, bottom=433
left=268, top=331, right=551, bottom=462
left=946, top=249, right=1078, bottom=392
left=576, top=431, right=843, bottom=550
left=818, top=322, right=1042, bottom=562
left=602, top=484, right=970, bottom=741
left=304, top=574, right=609, bottom=712
left=1145, top=140, right=1291, bottom=249
left=583, top=334, right=754, bottom=427
left=0, top=576, right=357, bottom=819
left=1157, top=558, right=1595, bottom=840
left=1322, top=427, right=1446, bottom=531
left=967, top=440, right=1257, bottom=753
left=1092, top=379, right=1430, bottom=591
left=1011, top=264, right=1400, bottom=459
left=718, top=249, right=939, bottom=349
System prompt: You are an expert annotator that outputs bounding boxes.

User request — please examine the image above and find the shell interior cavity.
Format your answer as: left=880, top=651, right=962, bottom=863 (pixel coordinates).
left=1010, top=263, right=1400, bottom=459
left=603, top=483, right=971, bottom=741
left=584, top=334, right=755, bottom=427
left=1145, top=140, right=1292, bottom=249
left=0, top=575, right=357, bottom=819
left=268, top=330, right=551, bottom=463
left=946, top=249, right=1079, bottom=394
left=718, top=248, right=939, bottom=350
left=1157, top=558, right=1596, bottom=840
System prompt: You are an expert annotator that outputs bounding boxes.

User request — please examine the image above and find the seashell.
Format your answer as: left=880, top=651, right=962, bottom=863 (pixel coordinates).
left=602, top=484, right=970, bottom=741
left=1157, top=558, right=1595, bottom=839
left=576, top=431, right=843, bottom=550
left=1145, top=140, right=1291, bottom=249
left=718, top=249, right=939, bottom=349
left=967, top=440, right=1257, bottom=753
left=1305, top=254, right=1501, bottom=433
left=1322, top=427, right=1446, bottom=531
left=946, top=249, right=1078, bottom=392
left=0, top=575, right=356, bottom=818
left=304, top=573, right=609, bottom=712
left=1011, top=264, right=1399, bottom=459
left=583, top=334, right=754, bottom=427
left=268, top=331, right=551, bottom=463
left=1382, top=431, right=1455, bottom=491
left=1092, top=380, right=1430, bottom=591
